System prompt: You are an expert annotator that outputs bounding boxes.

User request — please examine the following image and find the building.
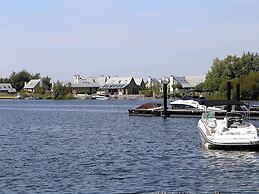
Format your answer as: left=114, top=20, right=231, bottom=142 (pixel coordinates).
left=0, top=83, right=16, bottom=93
left=71, top=75, right=107, bottom=95
left=71, top=75, right=142, bottom=96
left=23, top=79, right=50, bottom=93
left=146, top=75, right=205, bottom=95
left=100, top=77, right=139, bottom=95
left=71, top=82, right=100, bottom=95
left=173, top=75, right=205, bottom=92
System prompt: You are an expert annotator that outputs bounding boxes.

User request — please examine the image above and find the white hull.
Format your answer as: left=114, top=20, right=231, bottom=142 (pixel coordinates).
left=197, top=112, right=259, bottom=150
left=90, top=95, right=109, bottom=100
left=197, top=125, right=259, bottom=150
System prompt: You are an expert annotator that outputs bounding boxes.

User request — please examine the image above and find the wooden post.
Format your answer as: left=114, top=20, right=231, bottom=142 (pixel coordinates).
left=163, top=83, right=168, bottom=117
left=236, top=83, right=240, bottom=101
left=227, top=81, right=231, bottom=112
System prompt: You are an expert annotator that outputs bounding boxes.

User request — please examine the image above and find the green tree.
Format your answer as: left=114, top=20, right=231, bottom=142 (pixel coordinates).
left=52, top=82, right=73, bottom=100
left=195, top=82, right=204, bottom=91
left=0, top=77, right=10, bottom=83
left=9, top=70, right=33, bottom=91
left=42, top=76, right=52, bottom=88
left=204, top=52, right=259, bottom=92
left=175, top=82, right=183, bottom=89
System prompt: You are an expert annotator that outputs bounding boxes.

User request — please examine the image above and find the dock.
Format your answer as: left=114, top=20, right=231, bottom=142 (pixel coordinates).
left=128, top=108, right=259, bottom=120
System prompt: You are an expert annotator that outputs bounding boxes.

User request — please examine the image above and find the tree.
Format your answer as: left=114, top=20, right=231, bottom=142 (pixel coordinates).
left=9, top=70, right=32, bottom=91
left=204, top=52, right=259, bottom=92
left=0, top=77, right=10, bottom=83
left=195, top=82, right=204, bottom=91
left=42, top=76, right=52, bottom=88
left=52, top=82, right=73, bottom=100
left=175, top=82, right=183, bottom=89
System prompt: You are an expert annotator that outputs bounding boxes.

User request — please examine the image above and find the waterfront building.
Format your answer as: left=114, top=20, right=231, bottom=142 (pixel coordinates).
left=23, top=79, right=50, bottom=93
left=71, top=75, right=141, bottom=96
left=101, top=77, right=139, bottom=95
left=0, top=83, right=16, bottom=94
left=71, top=75, right=107, bottom=95
left=147, top=75, right=205, bottom=95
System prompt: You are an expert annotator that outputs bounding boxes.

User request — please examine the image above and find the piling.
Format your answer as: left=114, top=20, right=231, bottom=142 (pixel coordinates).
left=236, top=83, right=240, bottom=101
left=163, top=83, right=168, bottom=117
left=227, top=81, right=231, bottom=112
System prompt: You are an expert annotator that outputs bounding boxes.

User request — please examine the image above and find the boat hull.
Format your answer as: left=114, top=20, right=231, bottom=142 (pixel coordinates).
left=197, top=125, right=259, bottom=151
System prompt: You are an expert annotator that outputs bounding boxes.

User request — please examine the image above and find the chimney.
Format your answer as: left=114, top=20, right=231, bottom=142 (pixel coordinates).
left=24, top=82, right=27, bottom=87
left=147, top=77, right=152, bottom=89
left=169, top=75, right=174, bottom=94
left=74, top=75, right=80, bottom=84
left=39, top=78, right=43, bottom=87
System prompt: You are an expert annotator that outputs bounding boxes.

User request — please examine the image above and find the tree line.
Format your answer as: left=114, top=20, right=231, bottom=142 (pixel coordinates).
left=0, top=69, right=73, bottom=100
left=203, top=52, right=259, bottom=100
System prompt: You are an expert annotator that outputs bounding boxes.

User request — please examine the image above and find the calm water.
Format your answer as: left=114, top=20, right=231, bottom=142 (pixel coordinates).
left=0, top=99, right=259, bottom=193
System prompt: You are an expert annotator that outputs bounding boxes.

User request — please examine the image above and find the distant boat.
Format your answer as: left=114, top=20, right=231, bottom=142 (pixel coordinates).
left=89, top=94, right=109, bottom=100
left=135, top=102, right=163, bottom=111
left=170, top=97, right=221, bottom=111
left=197, top=100, right=259, bottom=150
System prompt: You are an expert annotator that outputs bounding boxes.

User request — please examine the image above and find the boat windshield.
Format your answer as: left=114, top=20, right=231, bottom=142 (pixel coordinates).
left=202, top=111, right=215, bottom=120
left=225, top=112, right=244, bottom=119
left=225, top=113, right=247, bottom=128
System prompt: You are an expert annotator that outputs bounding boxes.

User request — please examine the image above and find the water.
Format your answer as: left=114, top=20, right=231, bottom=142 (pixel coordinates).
left=0, top=99, right=259, bottom=193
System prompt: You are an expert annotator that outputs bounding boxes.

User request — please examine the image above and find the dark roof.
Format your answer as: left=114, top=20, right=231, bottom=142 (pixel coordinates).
left=203, top=100, right=246, bottom=107
left=101, top=83, right=128, bottom=89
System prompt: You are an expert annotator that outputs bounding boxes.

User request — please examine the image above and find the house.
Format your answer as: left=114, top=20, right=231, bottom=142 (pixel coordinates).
left=0, top=83, right=16, bottom=93
left=100, top=77, right=139, bottom=95
left=23, top=79, right=50, bottom=92
left=71, top=82, right=100, bottom=95
left=146, top=75, right=205, bottom=95
left=172, top=75, right=205, bottom=92
left=71, top=75, right=107, bottom=95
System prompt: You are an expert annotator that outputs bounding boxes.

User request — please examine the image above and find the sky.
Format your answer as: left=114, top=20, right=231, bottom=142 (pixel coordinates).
left=0, top=0, right=259, bottom=81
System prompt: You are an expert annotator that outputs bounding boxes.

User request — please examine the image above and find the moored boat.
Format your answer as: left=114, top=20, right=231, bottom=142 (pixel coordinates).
left=197, top=101, right=259, bottom=150
left=89, top=94, right=109, bottom=100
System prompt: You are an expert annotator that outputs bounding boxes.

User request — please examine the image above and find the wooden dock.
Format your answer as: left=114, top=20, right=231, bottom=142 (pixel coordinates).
left=128, top=108, right=259, bottom=120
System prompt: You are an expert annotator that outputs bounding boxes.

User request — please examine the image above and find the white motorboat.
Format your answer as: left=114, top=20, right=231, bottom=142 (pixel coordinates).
left=197, top=101, right=259, bottom=150
left=89, top=94, right=109, bottom=100
left=170, top=99, right=221, bottom=111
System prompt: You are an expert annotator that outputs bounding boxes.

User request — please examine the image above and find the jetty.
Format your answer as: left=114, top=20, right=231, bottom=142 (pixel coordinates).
left=129, top=82, right=259, bottom=120
left=128, top=108, right=259, bottom=120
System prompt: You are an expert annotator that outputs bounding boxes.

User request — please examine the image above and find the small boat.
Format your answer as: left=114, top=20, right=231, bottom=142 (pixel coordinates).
left=170, top=98, right=221, bottom=111
left=197, top=101, right=259, bottom=150
left=135, top=102, right=163, bottom=111
left=89, top=94, right=109, bottom=100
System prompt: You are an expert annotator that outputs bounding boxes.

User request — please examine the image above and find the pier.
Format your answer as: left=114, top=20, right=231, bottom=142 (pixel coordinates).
left=128, top=108, right=259, bottom=120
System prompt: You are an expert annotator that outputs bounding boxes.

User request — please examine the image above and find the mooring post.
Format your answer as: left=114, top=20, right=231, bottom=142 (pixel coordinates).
left=163, top=83, right=168, bottom=117
left=227, top=81, right=231, bottom=112
left=236, top=83, right=240, bottom=101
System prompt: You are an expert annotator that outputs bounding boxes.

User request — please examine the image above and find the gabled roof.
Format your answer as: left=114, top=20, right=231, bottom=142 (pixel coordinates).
left=105, top=77, right=133, bottom=84
left=101, top=83, right=129, bottom=89
left=174, top=76, right=192, bottom=88
left=24, top=79, right=41, bottom=89
left=71, top=82, right=100, bottom=88
left=101, top=77, right=133, bottom=89
left=185, top=75, right=205, bottom=87
left=0, top=83, right=16, bottom=93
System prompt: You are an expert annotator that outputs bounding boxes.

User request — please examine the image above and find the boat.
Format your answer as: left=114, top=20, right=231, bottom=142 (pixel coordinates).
left=170, top=97, right=221, bottom=111
left=135, top=102, right=163, bottom=111
left=197, top=100, right=259, bottom=150
left=89, top=94, right=109, bottom=100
